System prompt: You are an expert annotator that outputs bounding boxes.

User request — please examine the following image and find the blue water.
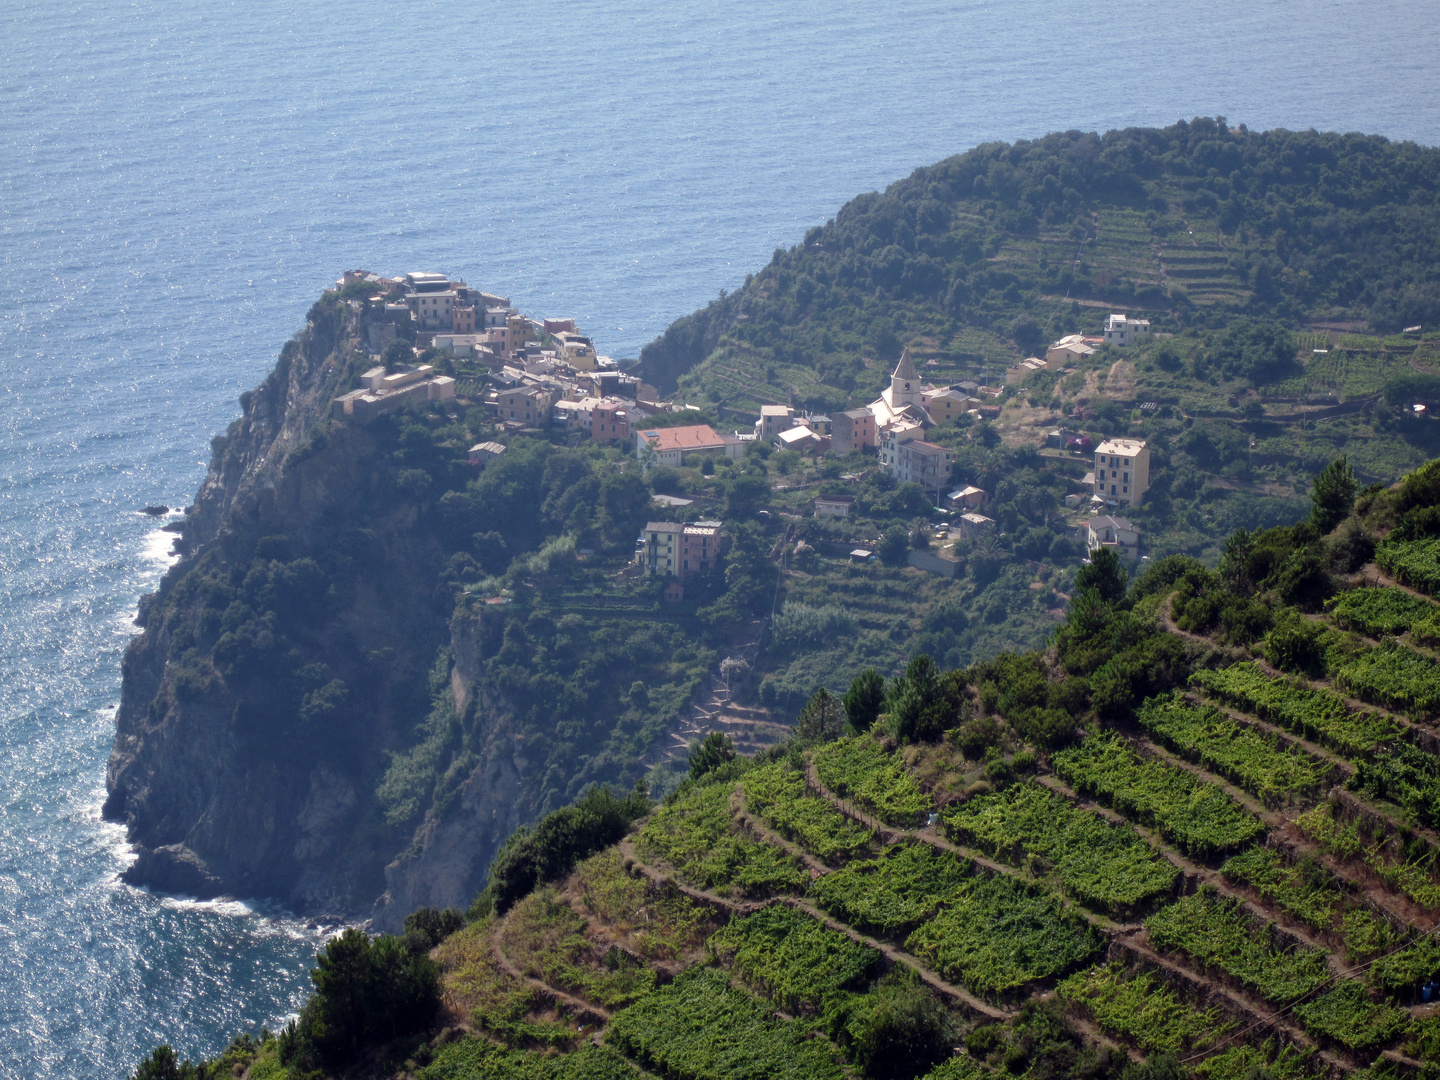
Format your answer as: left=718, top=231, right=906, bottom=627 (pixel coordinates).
left=1, top=1, right=1437, bottom=1074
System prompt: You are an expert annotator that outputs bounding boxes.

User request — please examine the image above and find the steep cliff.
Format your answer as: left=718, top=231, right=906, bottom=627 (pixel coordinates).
left=105, top=292, right=719, bottom=930
left=105, top=298, right=514, bottom=925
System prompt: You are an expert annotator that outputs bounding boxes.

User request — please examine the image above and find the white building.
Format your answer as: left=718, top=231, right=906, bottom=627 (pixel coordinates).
left=468, top=441, right=506, bottom=469
left=331, top=365, right=456, bottom=422
left=1086, top=515, right=1141, bottom=562
left=879, top=421, right=954, bottom=494
left=1103, top=314, right=1152, bottom=347
left=958, top=512, right=996, bottom=539
left=814, top=494, right=854, bottom=518
left=776, top=425, right=824, bottom=453
left=410, top=290, right=457, bottom=331
left=756, top=404, right=797, bottom=442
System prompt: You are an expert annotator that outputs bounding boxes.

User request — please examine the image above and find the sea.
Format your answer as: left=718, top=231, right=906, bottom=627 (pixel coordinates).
left=0, top=1, right=1436, bottom=1074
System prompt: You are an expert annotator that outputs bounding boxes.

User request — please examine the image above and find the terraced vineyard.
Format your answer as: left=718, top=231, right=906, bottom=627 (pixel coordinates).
left=393, top=678, right=1440, bottom=1080
left=942, top=781, right=1177, bottom=911
left=1137, top=695, right=1333, bottom=806
left=741, top=758, right=874, bottom=862
left=812, top=734, right=934, bottom=827
left=1145, top=888, right=1331, bottom=1005
left=1377, top=537, right=1440, bottom=597
left=1326, top=586, right=1440, bottom=639
left=1333, top=641, right=1440, bottom=716
left=191, top=458, right=1440, bottom=1080
left=1052, top=732, right=1264, bottom=855
left=1189, top=662, right=1402, bottom=758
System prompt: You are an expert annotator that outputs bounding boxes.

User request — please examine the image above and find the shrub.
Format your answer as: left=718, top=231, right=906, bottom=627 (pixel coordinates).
left=1263, top=612, right=1332, bottom=678
left=878, top=525, right=910, bottom=567
left=690, top=732, right=737, bottom=779
left=838, top=971, right=957, bottom=1080
left=403, top=906, right=465, bottom=951
left=772, top=603, right=856, bottom=651
left=130, top=1047, right=203, bottom=1080
left=480, top=784, right=650, bottom=915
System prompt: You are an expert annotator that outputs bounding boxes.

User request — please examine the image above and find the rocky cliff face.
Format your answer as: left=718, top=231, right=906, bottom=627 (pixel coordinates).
left=104, top=297, right=537, bottom=929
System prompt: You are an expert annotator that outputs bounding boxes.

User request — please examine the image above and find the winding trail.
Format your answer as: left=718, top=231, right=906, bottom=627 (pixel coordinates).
left=728, top=784, right=833, bottom=880
left=487, top=920, right=613, bottom=1027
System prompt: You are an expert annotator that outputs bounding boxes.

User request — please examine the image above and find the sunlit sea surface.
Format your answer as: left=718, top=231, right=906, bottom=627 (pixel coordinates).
left=1, top=1, right=1436, bottom=1074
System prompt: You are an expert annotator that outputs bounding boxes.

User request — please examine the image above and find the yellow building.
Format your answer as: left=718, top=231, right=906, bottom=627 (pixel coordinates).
left=1092, top=438, right=1150, bottom=507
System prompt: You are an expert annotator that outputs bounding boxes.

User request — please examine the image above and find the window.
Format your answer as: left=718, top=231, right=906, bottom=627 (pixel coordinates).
left=1123, top=472, right=1129, bottom=482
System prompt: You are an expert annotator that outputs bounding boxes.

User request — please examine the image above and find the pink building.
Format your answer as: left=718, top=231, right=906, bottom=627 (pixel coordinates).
left=592, top=400, right=630, bottom=444
left=832, top=408, right=876, bottom=453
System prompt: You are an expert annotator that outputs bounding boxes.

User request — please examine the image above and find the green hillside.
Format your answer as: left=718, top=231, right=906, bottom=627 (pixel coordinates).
left=137, top=456, right=1440, bottom=1080
left=120, top=123, right=1440, bottom=1080
left=642, top=119, right=1440, bottom=404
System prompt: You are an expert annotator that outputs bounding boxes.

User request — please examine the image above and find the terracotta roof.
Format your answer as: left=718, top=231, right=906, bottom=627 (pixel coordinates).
left=640, top=424, right=728, bottom=452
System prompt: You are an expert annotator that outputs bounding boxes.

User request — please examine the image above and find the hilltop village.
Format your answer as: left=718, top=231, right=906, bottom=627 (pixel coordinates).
left=329, top=269, right=1156, bottom=587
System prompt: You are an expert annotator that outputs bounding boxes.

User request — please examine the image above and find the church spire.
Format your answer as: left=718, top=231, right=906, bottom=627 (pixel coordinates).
left=890, top=349, right=920, bottom=406
left=892, top=349, right=919, bottom=383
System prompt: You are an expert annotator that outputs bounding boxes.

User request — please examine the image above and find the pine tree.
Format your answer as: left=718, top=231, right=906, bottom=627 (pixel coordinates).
left=1309, top=456, right=1359, bottom=534
left=843, top=669, right=886, bottom=733
left=688, top=731, right=736, bottom=779
left=1075, top=547, right=1128, bottom=604
left=795, top=687, right=844, bottom=742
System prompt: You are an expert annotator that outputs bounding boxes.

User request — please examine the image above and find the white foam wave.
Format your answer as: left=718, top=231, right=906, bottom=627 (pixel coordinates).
left=158, top=894, right=258, bottom=918
left=140, top=526, right=180, bottom=568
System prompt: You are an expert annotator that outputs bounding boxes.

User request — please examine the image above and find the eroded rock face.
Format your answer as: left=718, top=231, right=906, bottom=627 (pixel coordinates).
left=103, top=301, right=515, bottom=922
left=369, top=728, right=528, bottom=931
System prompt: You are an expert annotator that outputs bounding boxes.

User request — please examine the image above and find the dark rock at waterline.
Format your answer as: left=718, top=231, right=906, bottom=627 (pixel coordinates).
left=142, top=505, right=170, bottom=516
left=122, top=844, right=225, bottom=900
